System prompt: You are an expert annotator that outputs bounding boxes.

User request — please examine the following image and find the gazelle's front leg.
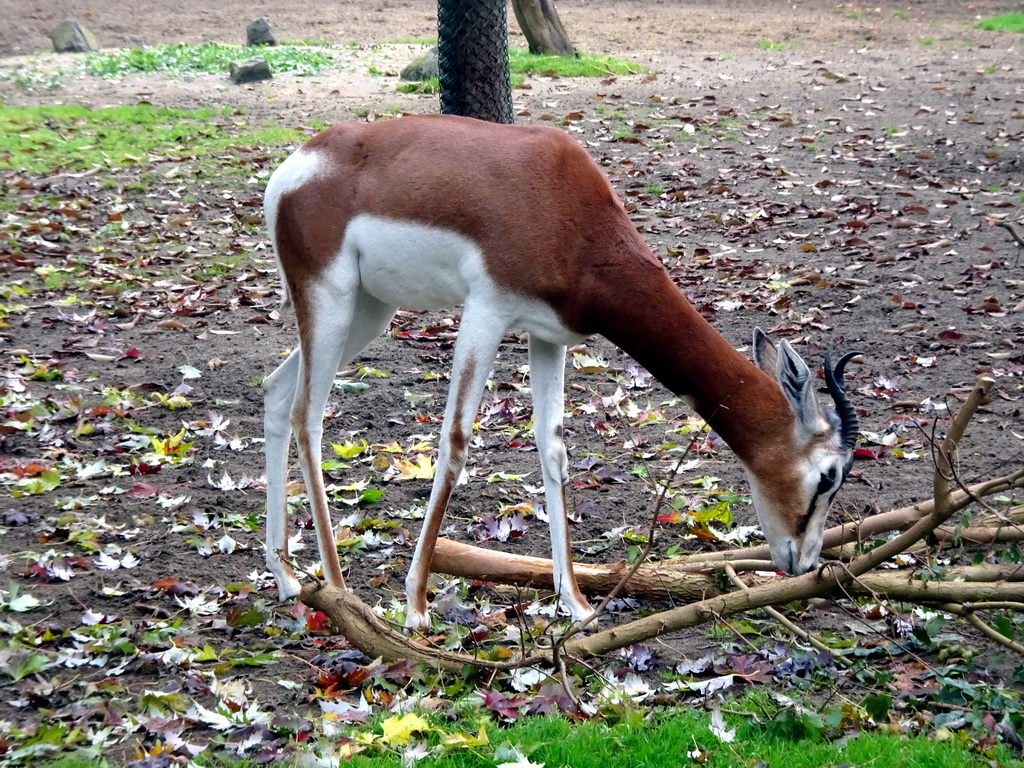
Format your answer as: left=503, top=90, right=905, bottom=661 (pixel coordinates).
left=528, top=336, right=594, bottom=623
left=404, top=305, right=509, bottom=631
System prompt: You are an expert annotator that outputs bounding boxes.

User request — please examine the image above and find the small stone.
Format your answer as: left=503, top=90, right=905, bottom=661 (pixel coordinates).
left=50, top=19, right=98, bottom=53
left=400, top=47, right=439, bottom=82
left=246, top=18, right=278, bottom=47
left=229, top=57, right=272, bottom=84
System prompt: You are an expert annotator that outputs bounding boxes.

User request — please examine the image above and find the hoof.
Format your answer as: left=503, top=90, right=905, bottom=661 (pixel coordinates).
left=271, top=572, right=302, bottom=602
left=403, top=608, right=430, bottom=634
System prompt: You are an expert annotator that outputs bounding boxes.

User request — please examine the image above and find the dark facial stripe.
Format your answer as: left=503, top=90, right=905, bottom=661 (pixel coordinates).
left=798, top=467, right=839, bottom=535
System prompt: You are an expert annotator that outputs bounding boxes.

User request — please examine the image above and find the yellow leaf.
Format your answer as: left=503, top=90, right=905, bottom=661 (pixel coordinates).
left=194, top=644, right=219, bottom=662
left=338, top=478, right=369, bottom=492
left=572, top=352, right=608, bottom=373
left=380, top=712, right=429, bottom=745
left=392, top=454, right=435, bottom=480
left=442, top=723, right=489, bottom=748
left=332, top=439, right=369, bottom=459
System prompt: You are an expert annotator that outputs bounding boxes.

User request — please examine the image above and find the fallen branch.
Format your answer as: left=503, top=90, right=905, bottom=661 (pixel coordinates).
left=432, top=538, right=724, bottom=599
left=939, top=603, right=1024, bottom=657
left=299, top=581, right=540, bottom=671
left=562, top=377, right=996, bottom=657
left=310, top=378, right=1015, bottom=667
left=433, top=539, right=1024, bottom=604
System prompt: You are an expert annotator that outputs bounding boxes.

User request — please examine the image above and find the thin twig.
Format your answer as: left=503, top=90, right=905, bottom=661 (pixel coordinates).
left=994, top=220, right=1023, bottom=267
left=723, top=563, right=853, bottom=667
left=939, top=603, right=1024, bottom=657
left=563, top=377, right=999, bottom=658
left=558, top=428, right=704, bottom=642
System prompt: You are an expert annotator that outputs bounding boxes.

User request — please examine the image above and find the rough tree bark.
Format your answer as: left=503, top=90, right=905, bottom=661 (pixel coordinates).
left=438, top=0, right=514, bottom=123
left=511, top=0, right=576, bottom=56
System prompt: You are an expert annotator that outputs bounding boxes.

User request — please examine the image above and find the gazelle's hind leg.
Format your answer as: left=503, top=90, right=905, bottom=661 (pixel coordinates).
left=529, top=336, right=593, bottom=623
left=264, top=282, right=395, bottom=599
left=265, top=349, right=303, bottom=598
left=404, top=302, right=511, bottom=631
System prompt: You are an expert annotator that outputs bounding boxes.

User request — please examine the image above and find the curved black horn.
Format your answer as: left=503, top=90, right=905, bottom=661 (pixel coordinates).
left=824, top=349, right=862, bottom=452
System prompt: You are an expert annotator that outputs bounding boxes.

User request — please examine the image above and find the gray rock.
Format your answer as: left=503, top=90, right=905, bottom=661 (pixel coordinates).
left=50, top=19, right=98, bottom=53
left=400, top=47, right=439, bottom=82
left=229, top=57, right=272, bottom=84
left=246, top=18, right=278, bottom=47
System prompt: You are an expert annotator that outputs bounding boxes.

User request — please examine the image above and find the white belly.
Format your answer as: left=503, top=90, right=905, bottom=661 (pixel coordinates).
left=344, top=215, right=585, bottom=347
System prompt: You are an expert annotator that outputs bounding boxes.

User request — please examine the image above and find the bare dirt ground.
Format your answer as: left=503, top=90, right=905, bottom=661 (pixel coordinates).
left=1, top=0, right=1023, bottom=764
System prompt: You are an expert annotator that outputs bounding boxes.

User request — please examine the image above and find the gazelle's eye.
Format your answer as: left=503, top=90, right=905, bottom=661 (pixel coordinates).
left=816, top=466, right=838, bottom=496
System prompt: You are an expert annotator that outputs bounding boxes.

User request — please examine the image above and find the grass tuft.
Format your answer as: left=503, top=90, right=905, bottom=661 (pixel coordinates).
left=974, top=12, right=1024, bottom=34
left=509, top=48, right=645, bottom=77
left=33, top=708, right=1024, bottom=768
left=83, top=43, right=339, bottom=78
left=397, top=78, right=440, bottom=94
left=0, top=104, right=307, bottom=172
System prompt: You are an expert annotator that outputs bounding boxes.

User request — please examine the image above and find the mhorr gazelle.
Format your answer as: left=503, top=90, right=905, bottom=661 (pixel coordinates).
left=262, top=113, right=862, bottom=631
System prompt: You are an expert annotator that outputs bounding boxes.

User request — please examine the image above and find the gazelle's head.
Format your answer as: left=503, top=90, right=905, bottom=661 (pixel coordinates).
left=748, top=329, right=861, bottom=575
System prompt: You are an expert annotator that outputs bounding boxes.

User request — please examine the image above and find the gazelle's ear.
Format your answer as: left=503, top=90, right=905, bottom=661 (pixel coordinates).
left=775, top=339, right=822, bottom=433
left=752, top=328, right=778, bottom=374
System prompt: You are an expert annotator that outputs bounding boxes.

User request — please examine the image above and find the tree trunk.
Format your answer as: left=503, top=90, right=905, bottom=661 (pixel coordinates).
left=438, top=0, right=514, bottom=124
left=511, top=0, right=576, bottom=56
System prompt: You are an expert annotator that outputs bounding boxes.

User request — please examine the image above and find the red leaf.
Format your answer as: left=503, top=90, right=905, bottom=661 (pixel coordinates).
left=127, top=482, right=160, bottom=499
left=152, top=577, right=199, bottom=596
left=854, top=448, right=878, bottom=460
left=483, top=689, right=528, bottom=720
left=306, top=610, right=331, bottom=633
left=128, top=462, right=161, bottom=476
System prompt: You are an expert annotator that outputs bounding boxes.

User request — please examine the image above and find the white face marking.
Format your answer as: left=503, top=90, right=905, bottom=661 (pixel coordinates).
left=746, top=447, right=849, bottom=575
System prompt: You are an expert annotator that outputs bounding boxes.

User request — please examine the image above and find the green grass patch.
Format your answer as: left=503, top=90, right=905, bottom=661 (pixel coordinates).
left=83, top=42, right=339, bottom=78
left=0, top=104, right=308, bottom=172
left=509, top=48, right=645, bottom=77
left=396, top=78, right=440, bottom=94
left=278, top=38, right=332, bottom=47
left=387, top=37, right=439, bottom=45
left=40, top=759, right=107, bottom=768
left=975, top=12, right=1024, bottom=34
left=412, top=712, right=1018, bottom=768
left=34, top=707, right=1023, bottom=768
left=758, top=41, right=789, bottom=50
left=395, top=49, right=643, bottom=92
left=0, top=62, right=65, bottom=92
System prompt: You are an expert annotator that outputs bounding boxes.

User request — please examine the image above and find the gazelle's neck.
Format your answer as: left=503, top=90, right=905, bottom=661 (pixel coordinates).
left=582, top=244, right=793, bottom=466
